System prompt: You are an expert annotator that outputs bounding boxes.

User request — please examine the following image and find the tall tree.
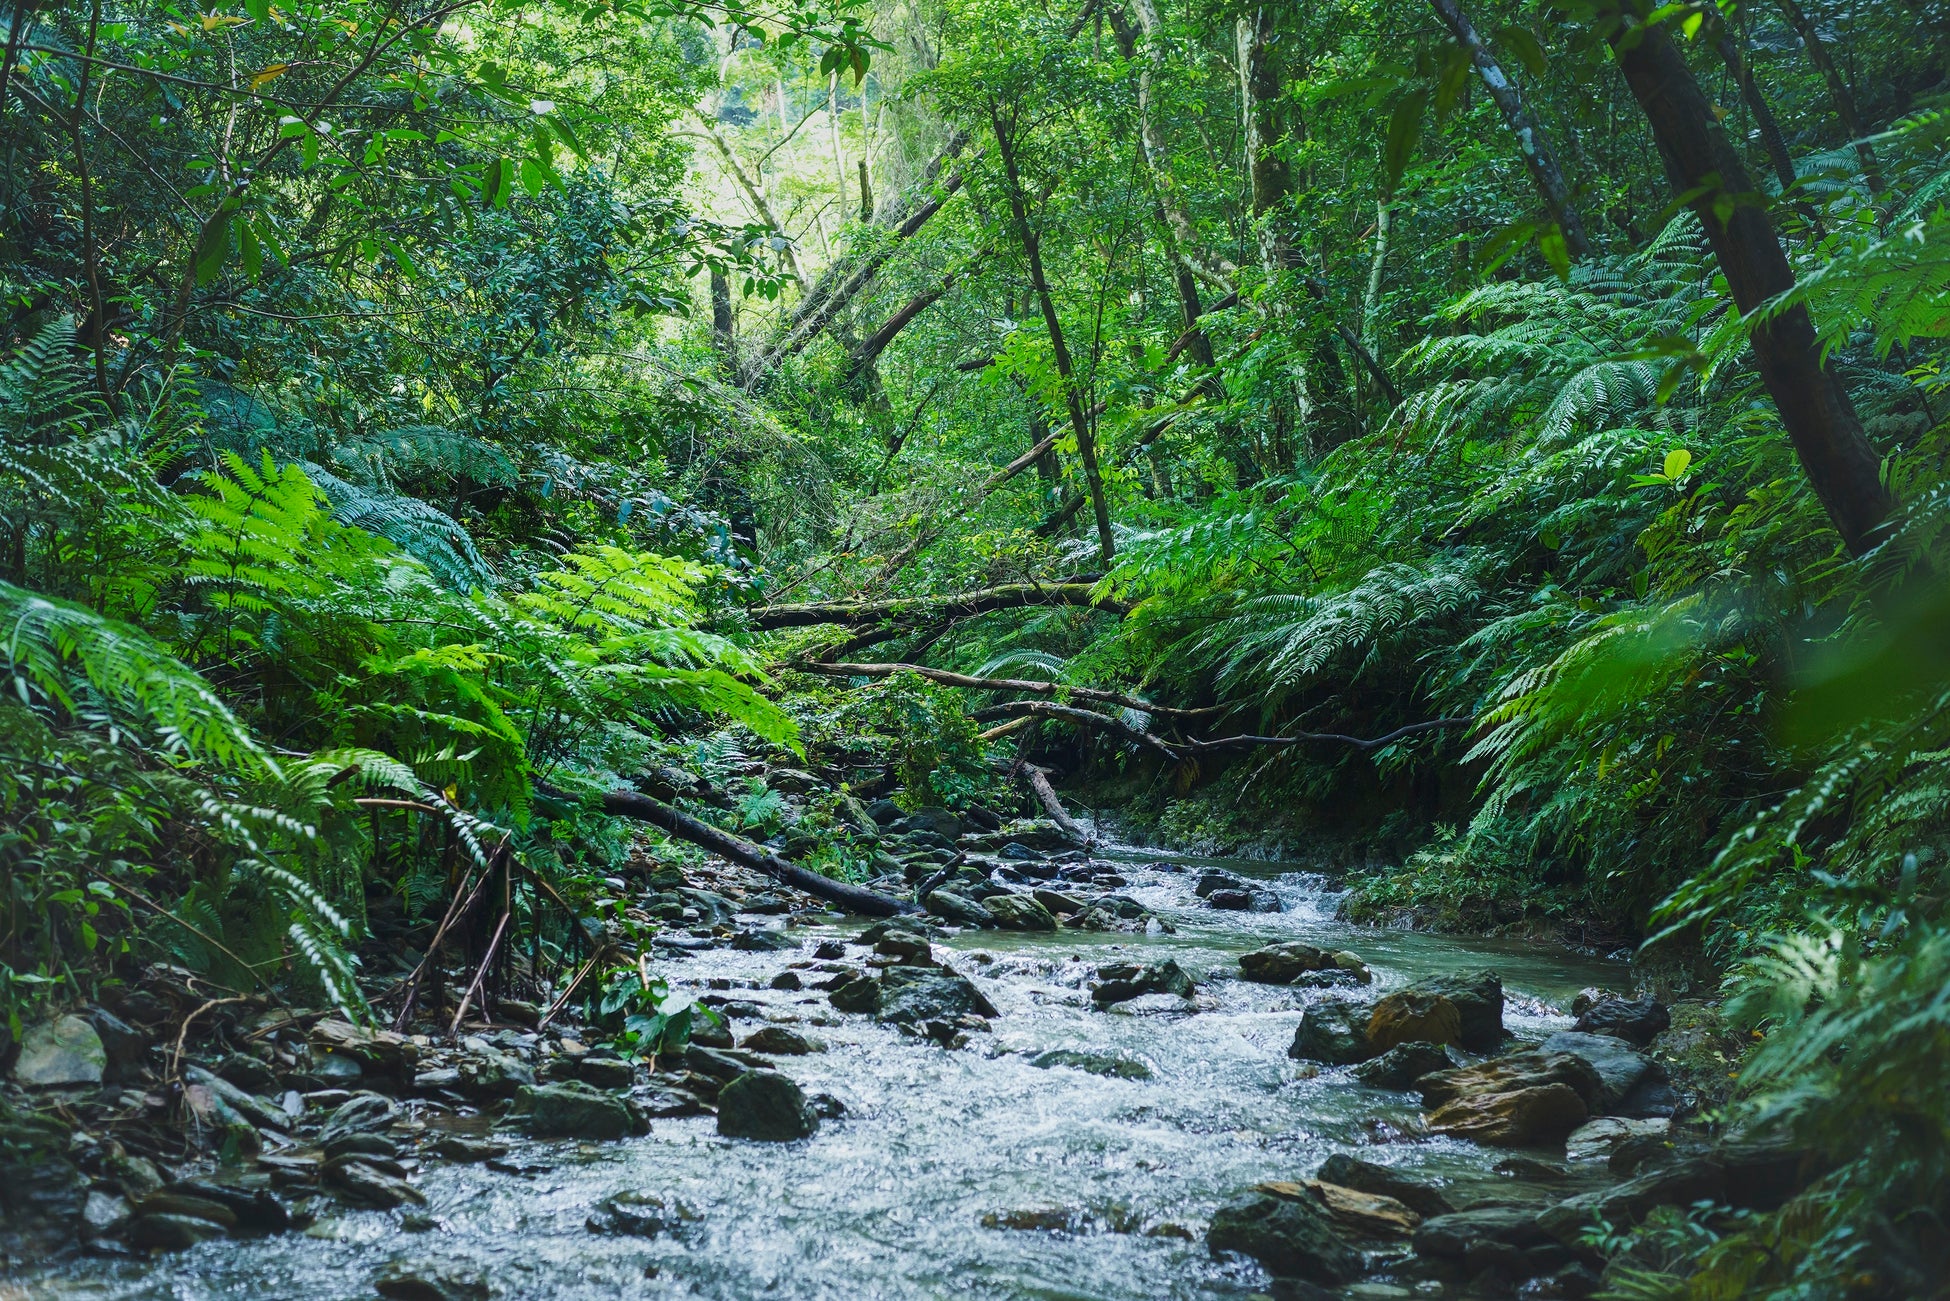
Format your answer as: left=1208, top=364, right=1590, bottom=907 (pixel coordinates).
left=1603, top=3, right=1892, bottom=554
left=1427, top=0, right=1593, bottom=260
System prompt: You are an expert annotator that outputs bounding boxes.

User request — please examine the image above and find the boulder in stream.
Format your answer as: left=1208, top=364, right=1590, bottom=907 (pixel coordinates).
left=1206, top=1188, right=1362, bottom=1285
left=585, top=1190, right=696, bottom=1237
left=1427, top=1081, right=1589, bottom=1148
left=1366, top=991, right=1462, bottom=1051
left=716, top=1070, right=819, bottom=1141
left=1572, top=995, right=1670, bottom=1047
left=1287, top=1000, right=1376, bottom=1065
left=1030, top=1049, right=1153, bottom=1079
left=14, top=1015, right=107, bottom=1088
left=984, top=892, right=1058, bottom=931
left=923, top=889, right=996, bottom=928
left=1239, top=941, right=1333, bottom=985
left=509, top=1080, right=646, bottom=1140
left=1314, top=1154, right=1455, bottom=1218
left=742, top=1026, right=825, bottom=1055
left=1540, top=1030, right=1677, bottom=1116
left=373, top=1261, right=490, bottom=1301
left=1351, top=1042, right=1453, bottom=1091
left=1089, top=960, right=1194, bottom=1009
left=875, top=965, right=1000, bottom=1024
left=1401, top=970, right=1504, bottom=1053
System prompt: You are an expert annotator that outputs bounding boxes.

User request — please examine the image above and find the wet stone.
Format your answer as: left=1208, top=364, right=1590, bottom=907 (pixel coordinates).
left=586, top=1190, right=694, bottom=1237
left=1352, top=1042, right=1453, bottom=1091
left=1029, top=1049, right=1153, bottom=1079
left=14, top=1015, right=107, bottom=1088
left=1239, top=941, right=1333, bottom=985
left=1315, top=1154, right=1455, bottom=1218
left=1090, top=960, right=1193, bottom=1009
left=716, top=1070, right=818, bottom=1141
left=742, top=1026, right=825, bottom=1055
left=876, top=965, right=999, bottom=1024
left=1572, top=995, right=1670, bottom=1048
left=373, top=1260, right=490, bottom=1301
left=509, top=1081, right=645, bottom=1140
left=1288, top=1001, right=1376, bottom=1066
left=426, top=1136, right=509, bottom=1163
left=125, top=1212, right=225, bottom=1251
left=1206, top=1189, right=1361, bottom=1285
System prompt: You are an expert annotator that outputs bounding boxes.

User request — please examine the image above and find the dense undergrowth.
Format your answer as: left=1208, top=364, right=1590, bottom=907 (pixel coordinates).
left=6, top=0, right=1950, bottom=1289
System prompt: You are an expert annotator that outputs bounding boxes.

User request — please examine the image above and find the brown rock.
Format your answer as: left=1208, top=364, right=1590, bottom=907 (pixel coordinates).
left=1301, top=1180, right=1420, bottom=1236
left=1366, top=992, right=1462, bottom=1051
left=1427, top=1081, right=1589, bottom=1147
left=1418, top=1051, right=1605, bottom=1113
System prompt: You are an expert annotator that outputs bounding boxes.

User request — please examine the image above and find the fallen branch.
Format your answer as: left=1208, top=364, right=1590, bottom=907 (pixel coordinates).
left=1023, top=765, right=1091, bottom=845
left=753, top=582, right=1127, bottom=630
left=1186, top=717, right=1473, bottom=752
left=598, top=788, right=921, bottom=917
left=448, top=908, right=512, bottom=1038
left=798, top=660, right=1222, bottom=720
left=971, top=700, right=1181, bottom=761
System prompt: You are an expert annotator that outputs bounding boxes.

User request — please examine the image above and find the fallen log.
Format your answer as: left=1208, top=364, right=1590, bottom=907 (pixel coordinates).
left=752, top=582, right=1128, bottom=630
left=977, top=701, right=1474, bottom=759
left=794, top=660, right=1223, bottom=720
left=1023, top=765, right=1092, bottom=845
left=598, top=788, right=921, bottom=917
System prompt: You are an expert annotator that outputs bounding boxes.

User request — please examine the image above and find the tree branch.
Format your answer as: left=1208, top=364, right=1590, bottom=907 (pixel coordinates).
left=794, top=660, right=1222, bottom=719
left=751, top=581, right=1126, bottom=630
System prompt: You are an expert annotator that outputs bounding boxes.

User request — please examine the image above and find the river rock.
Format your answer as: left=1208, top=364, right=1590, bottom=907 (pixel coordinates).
left=317, top=1092, right=398, bottom=1145
left=1066, top=894, right=1171, bottom=933
left=575, top=1055, right=635, bottom=1090
left=1352, top=1042, right=1452, bottom=1091
left=1411, top=1205, right=1550, bottom=1261
left=1090, top=959, right=1194, bottom=1009
left=586, top=1190, right=694, bottom=1237
left=427, top=1137, right=509, bottom=1163
left=455, top=1043, right=535, bottom=1101
left=1032, top=888, right=1085, bottom=915
left=1420, top=1051, right=1604, bottom=1112
left=1287, top=1001, right=1376, bottom=1065
left=1366, top=991, right=1462, bottom=1051
left=828, top=974, right=881, bottom=1014
left=985, top=893, right=1058, bottom=931
left=1402, top=970, right=1504, bottom=1052
left=742, top=1026, right=824, bottom=1055
left=1239, top=941, right=1333, bottom=985
left=1314, top=1154, right=1455, bottom=1218
left=1427, top=1081, right=1589, bottom=1147
left=873, top=929, right=935, bottom=964
left=1030, top=1049, right=1153, bottom=1079
left=323, top=1157, right=425, bottom=1208
left=311, top=1018, right=409, bottom=1071
left=1205, top=887, right=1283, bottom=912
left=14, top=1014, right=107, bottom=1087
left=895, top=806, right=962, bottom=839
left=136, top=1189, right=237, bottom=1228
left=126, top=1212, right=226, bottom=1250
left=876, top=965, right=999, bottom=1023
left=183, top=1064, right=293, bottom=1132
left=89, top=1007, right=149, bottom=1080
left=682, top=1045, right=768, bottom=1081
left=168, top=1178, right=289, bottom=1232
left=1290, top=1180, right=1420, bottom=1236
left=1537, top=1157, right=1726, bottom=1242
left=216, top=1052, right=279, bottom=1094
left=373, top=1261, right=490, bottom=1301
left=924, top=889, right=996, bottom=927
left=1206, top=1189, right=1362, bottom=1284
left=716, top=1070, right=818, bottom=1141
left=510, top=1081, right=645, bottom=1140
left=81, top=1190, right=134, bottom=1238
left=1572, top=995, right=1669, bottom=1047
left=1539, top=1030, right=1674, bottom=1115
left=1563, top=1116, right=1670, bottom=1163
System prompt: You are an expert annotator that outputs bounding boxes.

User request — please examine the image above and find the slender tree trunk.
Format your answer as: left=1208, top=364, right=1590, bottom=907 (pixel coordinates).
left=1427, top=0, right=1593, bottom=259
left=1712, top=9, right=1799, bottom=196
left=828, top=71, right=847, bottom=220
left=990, top=110, right=1116, bottom=567
left=709, top=266, right=735, bottom=376
left=1606, top=6, right=1891, bottom=554
left=1235, top=6, right=1295, bottom=276
left=1768, top=0, right=1882, bottom=194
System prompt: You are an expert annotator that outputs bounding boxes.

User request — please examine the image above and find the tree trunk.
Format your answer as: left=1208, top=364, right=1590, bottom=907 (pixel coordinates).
left=990, top=110, right=1116, bottom=567
left=1236, top=6, right=1296, bottom=275
left=752, top=581, right=1128, bottom=629
left=1769, top=0, right=1884, bottom=195
left=1607, top=6, right=1892, bottom=555
left=1712, top=10, right=1799, bottom=197
left=709, top=267, right=735, bottom=376
left=1427, top=0, right=1593, bottom=259
left=599, top=789, right=920, bottom=916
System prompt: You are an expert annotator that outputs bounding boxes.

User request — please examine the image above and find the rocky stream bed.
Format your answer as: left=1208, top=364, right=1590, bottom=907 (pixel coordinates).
left=3, top=812, right=1780, bottom=1301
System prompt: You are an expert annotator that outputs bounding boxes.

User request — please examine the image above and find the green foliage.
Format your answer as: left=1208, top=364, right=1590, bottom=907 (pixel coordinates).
left=583, top=963, right=716, bottom=1061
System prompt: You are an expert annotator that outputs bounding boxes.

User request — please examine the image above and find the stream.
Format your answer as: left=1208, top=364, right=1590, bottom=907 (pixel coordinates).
left=23, top=847, right=1626, bottom=1301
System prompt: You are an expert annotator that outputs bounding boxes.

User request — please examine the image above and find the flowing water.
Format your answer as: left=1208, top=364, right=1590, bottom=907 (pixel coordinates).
left=27, top=849, right=1626, bottom=1300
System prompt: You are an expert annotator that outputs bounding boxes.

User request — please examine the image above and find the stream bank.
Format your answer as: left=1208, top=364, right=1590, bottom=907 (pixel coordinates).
left=6, top=822, right=1775, bottom=1301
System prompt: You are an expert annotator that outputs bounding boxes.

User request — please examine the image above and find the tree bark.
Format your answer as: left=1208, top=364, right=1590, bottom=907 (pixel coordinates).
left=794, top=660, right=1219, bottom=718
left=1606, top=5, right=1892, bottom=555
left=599, top=789, right=920, bottom=916
left=709, top=266, right=735, bottom=376
left=1022, top=765, right=1091, bottom=845
left=990, top=109, right=1116, bottom=567
left=1236, top=5, right=1296, bottom=276
left=842, top=254, right=988, bottom=388
left=751, top=581, right=1128, bottom=629
left=1426, top=0, right=1593, bottom=259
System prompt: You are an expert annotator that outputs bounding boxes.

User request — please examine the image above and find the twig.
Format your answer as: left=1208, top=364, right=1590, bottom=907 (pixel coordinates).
left=448, top=909, right=512, bottom=1039
left=536, top=948, right=609, bottom=1032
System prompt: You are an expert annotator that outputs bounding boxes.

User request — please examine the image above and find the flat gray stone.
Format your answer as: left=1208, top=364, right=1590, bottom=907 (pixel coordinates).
left=15, top=1015, right=106, bottom=1087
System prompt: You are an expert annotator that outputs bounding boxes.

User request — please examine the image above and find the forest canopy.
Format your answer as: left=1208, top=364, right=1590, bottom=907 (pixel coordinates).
left=4, top=0, right=1950, bottom=1290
